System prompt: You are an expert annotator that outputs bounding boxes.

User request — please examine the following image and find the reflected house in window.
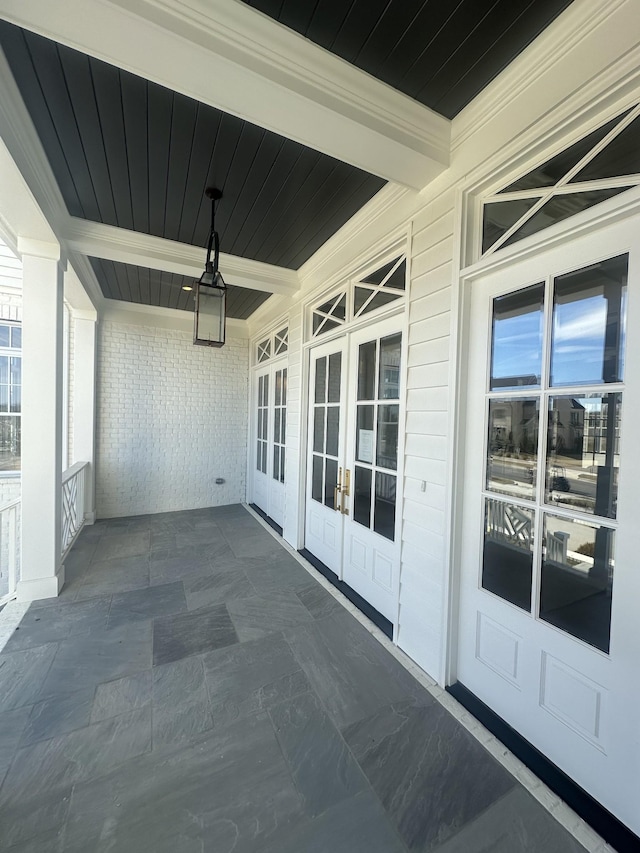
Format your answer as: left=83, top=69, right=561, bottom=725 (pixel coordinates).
left=0, top=321, right=22, bottom=472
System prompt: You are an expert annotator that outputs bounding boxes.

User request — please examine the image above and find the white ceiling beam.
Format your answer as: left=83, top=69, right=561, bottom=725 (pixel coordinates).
left=0, top=0, right=450, bottom=190
left=63, top=218, right=300, bottom=296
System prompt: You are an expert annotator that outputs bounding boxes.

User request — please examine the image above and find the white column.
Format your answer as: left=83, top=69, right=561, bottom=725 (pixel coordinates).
left=18, top=238, right=66, bottom=601
left=71, top=312, right=97, bottom=523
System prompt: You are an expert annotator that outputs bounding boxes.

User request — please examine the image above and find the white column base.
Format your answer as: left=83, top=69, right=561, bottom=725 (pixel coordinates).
left=84, top=511, right=96, bottom=525
left=16, top=566, right=65, bottom=602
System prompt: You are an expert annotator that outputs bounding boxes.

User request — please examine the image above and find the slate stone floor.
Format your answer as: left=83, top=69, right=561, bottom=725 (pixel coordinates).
left=0, top=504, right=590, bottom=852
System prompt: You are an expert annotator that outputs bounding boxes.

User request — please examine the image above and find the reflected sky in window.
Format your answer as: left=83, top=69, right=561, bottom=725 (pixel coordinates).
left=551, top=256, right=627, bottom=386
left=491, top=284, right=544, bottom=390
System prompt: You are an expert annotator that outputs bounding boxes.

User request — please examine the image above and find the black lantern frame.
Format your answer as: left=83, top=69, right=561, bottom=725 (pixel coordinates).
left=194, top=187, right=227, bottom=347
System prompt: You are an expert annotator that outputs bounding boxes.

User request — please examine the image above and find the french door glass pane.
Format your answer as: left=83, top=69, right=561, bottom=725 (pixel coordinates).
left=325, top=459, right=338, bottom=508
left=482, top=498, right=534, bottom=611
left=273, top=446, right=280, bottom=481
left=326, top=407, right=339, bottom=457
left=354, top=466, right=372, bottom=528
left=315, top=357, right=326, bottom=403
left=356, top=405, right=374, bottom=463
left=376, top=405, right=398, bottom=470
left=550, top=254, right=627, bottom=386
left=328, top=353, right=342, bottom=403
left=487, top=398, right=539, bottom=500
left=313, top=408, right=324, bottom=453
left=357, top=341, right=376, bottom=401
left=374, top=473, right=396, bottom=541
left=379, top=334, right=401, bottom=399
left=546, top=393, right=620, bottom=518
left=312, top=455, right=323, bottom=502
left=540, top=515, right=614, bottom=653
left=491, top=284, right=544, bottom=390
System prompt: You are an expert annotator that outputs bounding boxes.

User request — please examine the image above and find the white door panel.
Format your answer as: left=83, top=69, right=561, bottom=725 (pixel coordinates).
left=304, top=317, right=405, bottom=625
left=457, top=217, right=640, bottom=835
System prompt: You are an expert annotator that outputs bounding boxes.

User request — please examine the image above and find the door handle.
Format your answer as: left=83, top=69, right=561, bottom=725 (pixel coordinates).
left=334, top=467, right=343, bottom=511
left=340, top=469, right=351, bottom=515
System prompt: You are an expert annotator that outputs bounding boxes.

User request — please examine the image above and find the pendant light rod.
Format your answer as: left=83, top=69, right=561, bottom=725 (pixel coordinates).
left=204, top=187, right=222, bottom=275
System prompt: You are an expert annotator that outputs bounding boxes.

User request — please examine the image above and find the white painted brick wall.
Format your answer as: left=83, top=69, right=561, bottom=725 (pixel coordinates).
left=95, top=321, right=249, bottom=518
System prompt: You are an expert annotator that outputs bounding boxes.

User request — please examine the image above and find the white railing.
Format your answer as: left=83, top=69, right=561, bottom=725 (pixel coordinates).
left=61, top=461, right=90, bottom=558
left=0, top=497, right=21, bottom=604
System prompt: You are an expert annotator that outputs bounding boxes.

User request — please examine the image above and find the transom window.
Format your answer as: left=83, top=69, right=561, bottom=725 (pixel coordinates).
left=311, top=256, right=407, bottom=339
left=482, top=105, right=640, bottom=255
left=256, top=326, right=288, bottom=364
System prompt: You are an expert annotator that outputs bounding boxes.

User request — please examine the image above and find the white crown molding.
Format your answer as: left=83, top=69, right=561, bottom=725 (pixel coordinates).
left=451, top=0, right=631, bottom=153
left=0, top=0, right=449, bottom=190
left=63, top=218, right=300, bottom=297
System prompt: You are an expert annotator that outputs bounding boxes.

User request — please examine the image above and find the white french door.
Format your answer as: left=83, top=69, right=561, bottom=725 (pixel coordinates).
left=457, top=216, right=640, bottom=836
left=252, top=362, right=287, bottom=528
left=304, top=316, right=405, bottom=624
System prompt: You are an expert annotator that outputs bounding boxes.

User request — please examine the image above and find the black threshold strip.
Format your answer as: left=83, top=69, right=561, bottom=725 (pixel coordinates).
left=249, top=504, right=283, bottom=537
left=447, top=682, right=640, bottom=853
left=299, top=548, right=393, bottom=640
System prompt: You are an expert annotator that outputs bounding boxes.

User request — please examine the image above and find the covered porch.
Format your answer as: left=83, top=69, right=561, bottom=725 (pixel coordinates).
left=0, top=505, right=595, bottom=852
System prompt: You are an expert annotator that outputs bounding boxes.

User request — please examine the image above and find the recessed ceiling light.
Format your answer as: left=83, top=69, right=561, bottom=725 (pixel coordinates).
left=182, top=285, right=193, bottom=291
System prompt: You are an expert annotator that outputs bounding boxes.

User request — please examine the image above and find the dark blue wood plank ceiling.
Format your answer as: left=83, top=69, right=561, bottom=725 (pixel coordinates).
left=240, top=0, right=574, bottom=119
left=0, top=1, right=574, bottom=316
left=0, top=21, right=385, bottom=276
left=88, top=259, right=271, bottom=319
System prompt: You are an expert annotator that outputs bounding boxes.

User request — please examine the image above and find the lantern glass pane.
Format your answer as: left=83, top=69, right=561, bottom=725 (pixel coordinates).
left=195, top=284, right=226, bottom=346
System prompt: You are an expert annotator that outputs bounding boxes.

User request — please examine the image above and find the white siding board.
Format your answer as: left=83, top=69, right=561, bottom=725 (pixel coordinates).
left=403, top=498, right=445, bottom=535
left=406, top=387, right=448, bottom=412
left=402, top=519, right=444, bottom=561
left=407, top=361, right=449, bottom=389
left=407, top=337, right=450, bottom=367
left=408, top=313, right=451, bottom=346
left=412, top=210, right=454, bottom=258
left=410, top=240, right=452, bottom=280
left=408, top=286, right=452, bottom=321
left=404, top=478, right=446, bottom=510
left=405, top=433, right=448, bottom=462
left=402, top=455, right=446, bottom=486
left=410, top=263, right=453, bottom=305
left=405, top=410, right=448, bottom=434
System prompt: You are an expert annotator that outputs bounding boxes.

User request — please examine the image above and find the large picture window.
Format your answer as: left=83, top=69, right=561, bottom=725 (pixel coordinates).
left=0, top=322, right=21, bottom=471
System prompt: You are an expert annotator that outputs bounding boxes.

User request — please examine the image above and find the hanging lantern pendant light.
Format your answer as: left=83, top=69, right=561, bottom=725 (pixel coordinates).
left=194, top=186, right=227, bottom=347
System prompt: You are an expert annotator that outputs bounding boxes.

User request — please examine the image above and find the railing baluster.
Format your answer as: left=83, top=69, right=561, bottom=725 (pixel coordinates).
left=61, top=461, right=90, bottom=560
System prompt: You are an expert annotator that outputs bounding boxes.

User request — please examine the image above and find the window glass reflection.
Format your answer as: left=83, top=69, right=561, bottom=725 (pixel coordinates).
left=312, top=455, right=323, bottom=503
left=490, top=284, right=544, bottom=390
left=482, top=498, right=534, bottom=611
left=551, top=255, right=627, bottom=386
left=328, top=353, right=342, bottom=403
left=354, top=466, right=372, bottom=529
left=357, top=341, right=376, bottom=401
left=325, top=459, right=338, bottom=509
left=546, top=394, right=620, bottom=518
left=487, top=399, right=539, bottom=500
left=540, top=515, right=614, bottom=653
left=314, top=356, right=326, bottom=404
left=326, top=407, right=339, bottom=457
left=379, top=334, right=401, bottom=400
left=377, top=405, right=399, bottom=470
left=374, top=473, right=396, bottom=541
